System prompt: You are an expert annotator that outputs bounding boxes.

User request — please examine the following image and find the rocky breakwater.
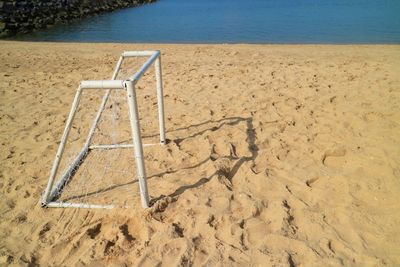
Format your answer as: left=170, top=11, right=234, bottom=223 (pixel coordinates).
left=0, top=0, right=156, bottom=37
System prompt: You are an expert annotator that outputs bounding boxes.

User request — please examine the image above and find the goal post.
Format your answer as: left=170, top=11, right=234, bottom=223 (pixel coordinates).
left=41, top=50, right=166, bottom=209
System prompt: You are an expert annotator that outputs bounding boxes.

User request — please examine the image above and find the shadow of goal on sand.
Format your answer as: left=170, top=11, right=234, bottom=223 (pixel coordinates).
left=62, top=116, right=258, bottom=207
left=150, top=116, right=258, bottom=205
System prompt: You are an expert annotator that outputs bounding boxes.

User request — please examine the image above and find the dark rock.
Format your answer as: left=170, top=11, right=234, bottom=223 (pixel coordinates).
left=0, top=0, right=157, bottom=37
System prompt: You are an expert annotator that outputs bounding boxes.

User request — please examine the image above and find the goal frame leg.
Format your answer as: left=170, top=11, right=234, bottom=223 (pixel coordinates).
left=125, top=80, right=150, bottom=208
left=155, top=56, right=166, bottom=145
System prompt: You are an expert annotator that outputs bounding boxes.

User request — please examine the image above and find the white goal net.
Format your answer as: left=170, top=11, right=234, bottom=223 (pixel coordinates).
left=41, top=51, right=166, bottom=209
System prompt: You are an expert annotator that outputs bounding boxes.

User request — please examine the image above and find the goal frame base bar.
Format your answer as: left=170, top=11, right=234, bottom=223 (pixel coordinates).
left=41, top=50, right=166, bottom=209
left=46, top=201, right=114, bottom=209
left=89, top=143, right=157, bottom=150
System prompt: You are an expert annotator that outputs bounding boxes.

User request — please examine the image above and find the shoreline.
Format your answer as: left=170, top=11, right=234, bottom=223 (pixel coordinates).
left=2, top=39, right=400, bottom=46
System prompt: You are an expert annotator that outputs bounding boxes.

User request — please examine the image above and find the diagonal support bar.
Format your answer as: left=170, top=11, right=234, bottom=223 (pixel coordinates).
left=41, top=86, right=83, bottom=206
left=130, top=51, right=160, bottom=83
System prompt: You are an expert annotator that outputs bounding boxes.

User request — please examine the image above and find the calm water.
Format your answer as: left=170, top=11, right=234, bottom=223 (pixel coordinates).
left=12, top=0, right=400, bottom=43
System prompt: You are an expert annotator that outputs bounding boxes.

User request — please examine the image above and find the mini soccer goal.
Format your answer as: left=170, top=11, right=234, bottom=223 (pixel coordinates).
left=41, top=51, right=166, bottom=209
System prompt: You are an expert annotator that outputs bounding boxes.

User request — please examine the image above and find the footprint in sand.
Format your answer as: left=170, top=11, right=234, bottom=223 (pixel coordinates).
left=305, top=177, right=320, bottom=188
left=119, top=224, right=135, bottom=242
left=214, top=158, right=233, bottom=191
left=284, top=97, right=302, bottom=110
left=38, top=222, right=52, bottom=242
left=244, top=217, right=270, bottom=247
left=322, top=148, right=346, bottom=168
left=362, top=111, right=384, bottom=122
left=87, top=223, right=102, bottom=239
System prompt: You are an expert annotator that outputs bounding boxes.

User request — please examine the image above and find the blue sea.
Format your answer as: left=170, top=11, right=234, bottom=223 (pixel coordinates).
left=11, top=0, right=400, bottom=43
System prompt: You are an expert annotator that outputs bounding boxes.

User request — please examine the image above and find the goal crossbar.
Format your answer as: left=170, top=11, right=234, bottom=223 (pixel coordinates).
left=41, top=50, right=165, bottom=209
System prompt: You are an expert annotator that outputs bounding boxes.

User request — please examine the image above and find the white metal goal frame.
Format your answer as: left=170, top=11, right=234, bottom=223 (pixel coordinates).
left=41, top=50, right=166, bottom=209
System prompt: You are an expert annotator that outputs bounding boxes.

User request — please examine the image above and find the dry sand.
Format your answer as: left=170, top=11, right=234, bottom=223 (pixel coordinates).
left=0, top=41, right=399, bottom=266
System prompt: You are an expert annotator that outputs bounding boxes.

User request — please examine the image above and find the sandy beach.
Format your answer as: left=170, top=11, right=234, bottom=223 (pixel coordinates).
left=0, top=41, right=399, bottom=266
